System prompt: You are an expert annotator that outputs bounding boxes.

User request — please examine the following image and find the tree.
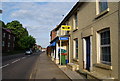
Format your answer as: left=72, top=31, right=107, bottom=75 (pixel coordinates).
left=6, top=20, right=28, bottom=39
left=5, top=20, right=29, bottom=49
left=0, top=20, right=6, bottom=28
left=18, top=35, right=36, bottom=50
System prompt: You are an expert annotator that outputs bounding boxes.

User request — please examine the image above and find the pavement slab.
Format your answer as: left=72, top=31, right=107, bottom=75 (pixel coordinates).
left=30, top=52, right=70, bottom=80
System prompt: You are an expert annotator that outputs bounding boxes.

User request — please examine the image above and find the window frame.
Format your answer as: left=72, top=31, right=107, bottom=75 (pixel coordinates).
left=3, top=33, right=6, bottom=38
left=8, top=42, right=10, bottom=47
left=73, top=38, right=78, bottom=59
left=98, top=28, right=111, bottom=65
left=96, top=0, right=109, bottom=15
left=14, top=37, right=15, bottom=41
left=2, top=41, right=5, bottom=47
left=9, top=34, right=11, bottom=39
left=73, top=12, right=78, bottom=30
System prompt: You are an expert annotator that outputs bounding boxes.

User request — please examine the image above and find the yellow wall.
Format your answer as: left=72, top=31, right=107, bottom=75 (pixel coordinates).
left=67, top=2, right=119, bottom=80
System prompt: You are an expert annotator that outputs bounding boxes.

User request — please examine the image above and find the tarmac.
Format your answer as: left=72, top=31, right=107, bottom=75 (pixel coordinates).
left=30, top=52, right=86, bottom=81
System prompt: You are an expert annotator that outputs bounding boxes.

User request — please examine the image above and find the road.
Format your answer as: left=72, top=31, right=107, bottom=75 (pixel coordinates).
left=2, top=52, right=40, bottom=79
left=1, top=52, right=70, bottom=81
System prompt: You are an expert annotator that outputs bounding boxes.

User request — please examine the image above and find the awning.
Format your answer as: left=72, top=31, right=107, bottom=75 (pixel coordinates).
left=48, top=42, right=56, bottom=47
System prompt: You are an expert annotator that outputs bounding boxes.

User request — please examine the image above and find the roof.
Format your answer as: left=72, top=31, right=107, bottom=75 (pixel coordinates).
left=2, top=27, right=15, bottom=35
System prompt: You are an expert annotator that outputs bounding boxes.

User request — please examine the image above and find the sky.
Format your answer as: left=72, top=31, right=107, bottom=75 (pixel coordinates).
left=1, top=1, right=77, bottom=48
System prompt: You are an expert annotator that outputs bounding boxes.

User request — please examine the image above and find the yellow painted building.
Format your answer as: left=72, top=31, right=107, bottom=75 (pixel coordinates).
left=50, top=1, right=120, bottom=81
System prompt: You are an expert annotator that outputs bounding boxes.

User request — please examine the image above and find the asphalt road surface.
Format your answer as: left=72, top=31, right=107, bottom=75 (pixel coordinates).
left=2, top=52, right=40, bottom=79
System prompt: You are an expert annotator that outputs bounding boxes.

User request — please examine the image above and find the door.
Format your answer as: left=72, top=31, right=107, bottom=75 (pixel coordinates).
left=85, top=37, right=91, bottom=71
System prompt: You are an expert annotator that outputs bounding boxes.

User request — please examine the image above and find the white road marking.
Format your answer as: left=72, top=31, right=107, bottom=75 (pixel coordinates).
left=0, top=64, right=9, bottom=69
left=11, top=59, right=20, bottom=64
left=12, top=60, right=18, bottom=64
left=21, top=57, right=26, bottom=59
left=17, top=59, right=20, bottom=61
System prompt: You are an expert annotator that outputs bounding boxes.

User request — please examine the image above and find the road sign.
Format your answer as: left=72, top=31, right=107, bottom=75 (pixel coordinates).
left=61, top=25, right=71, bottom=31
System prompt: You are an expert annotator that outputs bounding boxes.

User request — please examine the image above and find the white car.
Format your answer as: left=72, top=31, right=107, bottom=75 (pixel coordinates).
left=25, top=50, right=32, bottom=55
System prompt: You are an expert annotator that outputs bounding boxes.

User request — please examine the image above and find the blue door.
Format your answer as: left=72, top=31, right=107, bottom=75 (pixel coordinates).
left=85, top=37, right=91, bottom=71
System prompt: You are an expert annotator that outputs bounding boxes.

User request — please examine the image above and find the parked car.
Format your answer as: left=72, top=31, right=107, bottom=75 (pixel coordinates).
left=25, top=50, right=32, bottom=55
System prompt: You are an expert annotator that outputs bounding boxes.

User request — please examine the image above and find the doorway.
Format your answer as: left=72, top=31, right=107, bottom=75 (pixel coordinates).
left=84, top=36, right=91, bottom=71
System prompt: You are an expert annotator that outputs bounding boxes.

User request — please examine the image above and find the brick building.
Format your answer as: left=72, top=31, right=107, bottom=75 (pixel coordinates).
left=50, top=28, right=57, bottom=41
left=2, top=28, right=15, bottom=53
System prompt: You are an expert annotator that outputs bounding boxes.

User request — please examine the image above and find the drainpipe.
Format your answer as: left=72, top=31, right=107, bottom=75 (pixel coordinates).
left=69, top=36, right=71, bottom=63
left=60, top=40, right=62, bottom=65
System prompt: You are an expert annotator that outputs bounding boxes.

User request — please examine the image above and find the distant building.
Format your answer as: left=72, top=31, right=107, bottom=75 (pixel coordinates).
left=2, top=28, right=15, bottom=52
left=42, top=48, right=46, bottom=52
left=50, top=28, right=57, bottom=41
left=37, top=45, right=42, bottom=51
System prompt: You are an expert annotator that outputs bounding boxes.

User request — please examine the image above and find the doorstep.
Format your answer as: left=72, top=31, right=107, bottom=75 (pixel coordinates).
left=57, top=65, right=86, bottom=80
left=80, top=70, right=114, bottom=81
left=67, top=63, right=79, bottom=71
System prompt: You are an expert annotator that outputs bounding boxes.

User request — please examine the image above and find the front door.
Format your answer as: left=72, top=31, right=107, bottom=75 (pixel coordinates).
left=85, top=37, right=91, bottom=71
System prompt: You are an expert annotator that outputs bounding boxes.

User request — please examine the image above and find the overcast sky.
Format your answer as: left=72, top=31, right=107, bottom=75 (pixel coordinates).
left=1, top=1, right=77, bottom=48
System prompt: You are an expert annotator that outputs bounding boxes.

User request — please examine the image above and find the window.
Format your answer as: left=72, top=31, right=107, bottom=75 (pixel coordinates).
left=8, top=42, right=10, bottom=47
left=99, top=1, right=108, bottom=13
left=74, top=38, right=78, bottom=59
left=96, top=0, right=108, bottom=15
left=14, top=37, right=15, bottom=41
left=3, top=33, right=6, bottom=38
left=9, top=35, right=11, bottom=39
left=73, top=12, right=78, bottom=30
left=2, top=41, right=5, bottom=47
left=56, top=31, right=59, bottom=36
left=99, top=29, right=111, bottom=65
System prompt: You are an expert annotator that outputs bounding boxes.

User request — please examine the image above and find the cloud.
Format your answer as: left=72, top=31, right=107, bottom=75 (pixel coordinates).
left=2, top=2, right=76, bottom=47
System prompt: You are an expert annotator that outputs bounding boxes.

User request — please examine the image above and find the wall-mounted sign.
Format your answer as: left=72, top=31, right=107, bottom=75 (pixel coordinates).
left=59, top=37, right=69, bottom=40
left=61, top=25, right=71, bottom=31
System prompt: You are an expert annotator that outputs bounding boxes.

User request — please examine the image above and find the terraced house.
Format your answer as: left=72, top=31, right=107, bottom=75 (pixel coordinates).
left=48, top=1, right=120, bottom=81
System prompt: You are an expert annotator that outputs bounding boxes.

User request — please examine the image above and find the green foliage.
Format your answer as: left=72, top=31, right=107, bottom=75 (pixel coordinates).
left=4, top=20, right=36, bottom=50
left=6, top=20, right=28, bottom=39
left=0, top=20, right=6, bottom=27
left=18, top=35, right=36, bottom=49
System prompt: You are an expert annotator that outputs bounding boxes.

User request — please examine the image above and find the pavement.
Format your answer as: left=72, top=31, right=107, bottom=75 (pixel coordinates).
left=30, top=52, right=86, bottom=81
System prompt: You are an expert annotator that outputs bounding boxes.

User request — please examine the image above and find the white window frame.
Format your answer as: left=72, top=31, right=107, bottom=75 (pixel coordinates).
left=56, top=30, right=59, bottom=36
left=9, top=35, right=11, bottom=39
left=73, top=38, right=78, bottom=59
left=14, top=37, right=15, bottom=41
left=2, top=41, right=5, bottom=47
left=96, top=0, right=109, bottom=15
left=3, top=33, right=6, bottom=38
left=8, top=42, right=10, bottom=47
left=97, top=28, right=111, bottom=65
left=73, top=12, right=78, bottom=30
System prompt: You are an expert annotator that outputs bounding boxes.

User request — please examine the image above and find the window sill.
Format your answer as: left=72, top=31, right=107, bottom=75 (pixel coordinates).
left=95, top=8, right=109, bottom=19
left=73, top=28, right=78, bottom=32
left=73, top=58, right=79, bottom=62
left=93, top=63, right=112, bottom=70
